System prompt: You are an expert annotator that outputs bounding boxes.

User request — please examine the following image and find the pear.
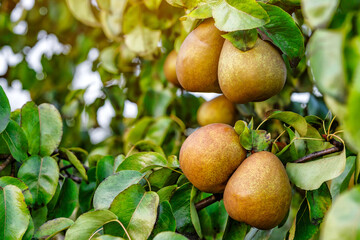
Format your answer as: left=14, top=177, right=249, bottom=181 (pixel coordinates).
left=176, top=18, right=224, bottom=92
left=164, top=50, right=181, bottom=87
left=218, top=39, right=287, bottom=103
left=223, top=151, right=292, bottom=230
left=179, top=123, right=246, bottom=193
left=197, top=95, right=237, bottom=126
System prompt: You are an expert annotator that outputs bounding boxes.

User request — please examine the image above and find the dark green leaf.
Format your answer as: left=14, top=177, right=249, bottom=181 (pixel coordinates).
left=330, top=156, right=356, bottom=198
left=306, top=183, right=332, bottom=225
left=142, top=90, right=173, bottom=117
left=35, top=218, right=74, bottom=240
left=2, top=120, right=28, bottom=162
left=0, top=85, right=10, bottom=134
left=148, top=168, right=180, bottom=190
left=150, top=201, right=176, bottom=238
left=0, top=185, right=31, bottom=240
left=21, top=101, right=40, bottom=155
left=39, top=103, right=63, bottom=156
left=222, top=29, right=258, bottom=51
left=93, top=170, right=144, bottom=209
left=267, top=111, right=308, bottom=136
left=0, top=176, right=33, bottom=205
left=18, top=156, right=59, bottom=205
left=97, top=156, right=115, bottom=183
left=51, top=178, right=79, bottom=218
left=23, top=218, right=34, bottom=240
left=293, top=199, right=319, bottom=240
left=64, top=210, right=118, bottom=240
left=157, top=185, right=177, bottom=203
left=32, top=206, right=48, bottom=230
left=170, top=182, right=196, bottom=235
left=258, top=3, right=304, bottom=65
left=60, top=148, right=88, bottom=181
left=145, top=117, right=173, bottom=146
left=223, top=218, right=248, bottom=240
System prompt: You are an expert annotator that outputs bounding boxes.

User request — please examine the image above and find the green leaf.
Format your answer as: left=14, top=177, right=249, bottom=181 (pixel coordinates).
left=293, top=199, right=319, bottom=240
left=258, top=3, right=304, bottom=65
left=100, top=46, right=119, bottom=74
left=0, top=176, right=33, bottom=205
left=144, top=0, right=162, bottom=10
left=145, top=117, right=173, bottom=146
left=32, top=206, right=48, bottom=231
left=302, top=0, right=339, bottom=29
left=222, top=29, right=258, bottom=51
left=64, top=210, right=118, bottom=240
left=93, top=236, right=125, bottom=240
left=157, top=185, right=177, bottom=203
left=116, top=152, right=168, bottom=172
left=23, top=218, right=34, bottom=240
left=1, top=120, right=28, bottom=162
left=150, top=201, right=176, bottom=238
left=330, top=156, right=356, bottom=198
left=148, top=168, right=180, bottom=190
left=105, top=184, right=146, bottom=236
left=223, top=218, right=248, bottom=240
left=39, top=103, right=63, bottom=156
left=128, top=140, right=165, bottom=156
left=21, top=101, right=40, bottom=156
left=187, top=4, right=212, bottom=19
left=0, top=85, right=10, bottom=133
left=125, top=117, right=154, bottom=152
left=267, top=111, right=308, bottom=136
left=306, top=183, right=332, bottom=225
left=60, top=148, right=88, bottom=181
left=97, top=156, right=116, bottom=183
left=287, top=146, right=346, bottom=190
left=0, top=185, right=31, bottom=240
left=51, top=178, right=79, bottom=218
left=190, top=187, right=202, bottom=238
left=306, top=29, right=346, bottom=102
left=65, top=0, right=100, bottom=27
left=153, top=231, right=189, bottom=240
left=321, top=186, right=360, bottom=240
left=18, top=156, right=59, bottom=205
left=170, top=182, right=197, bottom=235
left=35, top=218, right=74, bottom=240
left=212, top=0, right=269, bottom=31
left=79, top=167, right=97, bottom=214
left=124, top=25, right=161, bottom=56
left=93, top=170, right=144, bottom=210
left=141, top=90, right=173, bottom=118
left=165, top=0, right=199, bottom=8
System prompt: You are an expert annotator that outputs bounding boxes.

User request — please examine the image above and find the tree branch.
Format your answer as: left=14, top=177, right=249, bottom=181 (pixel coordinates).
left=195, top=193, right=223, bottom=211
left=0, top=155, right=13, bottom=172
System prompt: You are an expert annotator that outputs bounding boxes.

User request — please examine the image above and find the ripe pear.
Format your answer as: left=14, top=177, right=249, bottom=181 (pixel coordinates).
left=164, top=50, right=181, bottom=87
left=197, top=95, right=237, bottom=126
left=179, top=123, right=246, bottom=193
left=218, top=39, right=287, bottom=103
left=223, top=151, right=292, bottom=230
left=176, top=18, right=224, bottom=93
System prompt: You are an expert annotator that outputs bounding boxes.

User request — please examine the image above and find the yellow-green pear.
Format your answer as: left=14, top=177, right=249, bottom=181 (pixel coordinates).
left=223, top=151, right=292, bottom=230
left=164, top=50, right=181, bottom=87
left=197, top=95, right=237, bottom=126
left=218, top=39, right=287, bottom=103
left=176, top=18, right=224, bottom=93
left=179, top=123, right=246, bottom=193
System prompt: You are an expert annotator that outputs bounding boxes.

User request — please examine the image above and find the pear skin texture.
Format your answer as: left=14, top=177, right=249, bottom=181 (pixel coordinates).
left=197, top=95, right=237, bottom=126
left=179, top=123, right=246, bottom=193
left=223, top=151, right=292, bottom=230
left=164, top=50, right=181, bottom=87
left=218, top=39, right=287, bottom=103
left=176, top=18, right=224, bottom=93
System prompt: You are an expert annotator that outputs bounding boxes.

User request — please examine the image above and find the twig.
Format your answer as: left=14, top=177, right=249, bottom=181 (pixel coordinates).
left=63, top=169, right=82, bottom=184
left=294, top=138, right=344, bottom=163
left=195, top=193, right=223, bottom=211
left=0, top=155, right=13, bottom=172
left=60, top=165, right=73, bottom=172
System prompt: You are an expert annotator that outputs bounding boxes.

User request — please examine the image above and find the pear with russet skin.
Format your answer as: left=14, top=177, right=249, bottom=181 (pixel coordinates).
left=179, top=123, right=246, bottom=193
left=164, top=50, right=181, bottom=87
left=197, top=95, right=237, bottom=126
left=176, top=18, right=224, bottom=93
left=223, top=151, right=292, bottom=230
left=218, top=39, right=287, bottom=104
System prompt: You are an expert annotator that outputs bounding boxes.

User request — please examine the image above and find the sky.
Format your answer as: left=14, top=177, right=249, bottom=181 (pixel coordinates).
left=0, top=0, right=311, bottom=143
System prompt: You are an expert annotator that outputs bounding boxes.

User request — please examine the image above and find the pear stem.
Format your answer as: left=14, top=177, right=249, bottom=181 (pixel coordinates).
left=195, top=193, right=223, bottom=211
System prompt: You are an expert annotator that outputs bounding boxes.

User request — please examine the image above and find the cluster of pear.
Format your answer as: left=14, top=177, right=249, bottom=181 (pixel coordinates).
left=179, top=123, right=292, bottom=230
left=164, top=18, right=287, bottom=104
